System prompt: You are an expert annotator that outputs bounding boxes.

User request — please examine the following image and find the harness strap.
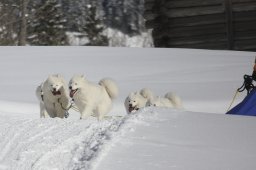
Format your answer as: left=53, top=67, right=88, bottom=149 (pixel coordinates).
left=58, top=98, right=71, bottom=111
left=237, top=75, right=254, bottom=94
left=226, top=90, right=240, bottom=112
left=53, top=98, right=124, bottom=119
left=57, top=98, right=79, bottom=112
left=227, top=74, right=255, bottom=112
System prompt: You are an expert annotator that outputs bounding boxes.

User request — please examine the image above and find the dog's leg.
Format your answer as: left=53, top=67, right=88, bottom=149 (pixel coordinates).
left=80, top=105, right=93, bottom=119
left=40, top=102, right=49, bottom=118
left=96, top=101, right=111, bottom=120
left=94, top=110, right=104, bottom=121
left=55, top=103, right=65, bottom=118
left=40, top=103, right=44, bottom=118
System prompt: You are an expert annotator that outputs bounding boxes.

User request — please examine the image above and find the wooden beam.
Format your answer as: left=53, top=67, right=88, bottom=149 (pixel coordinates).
left=166, top=0, right=223, bottom=8
left=167, top=23, right=226, bottom=38
left=166, top=5, right=224, bottom=18
left=225, top=0, right=234, bottom=50
left=167, top=13, right=226, bottom=27
left=232, top=2, right=256, bottom=12
left=233, top=10, right=256, bottom=22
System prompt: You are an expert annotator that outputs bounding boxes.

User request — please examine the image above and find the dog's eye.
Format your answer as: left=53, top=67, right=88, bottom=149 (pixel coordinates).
left=133, top=101, right=136, bottom=103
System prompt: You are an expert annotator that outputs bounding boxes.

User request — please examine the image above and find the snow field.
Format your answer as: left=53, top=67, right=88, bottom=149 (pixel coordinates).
left=0, top=47, right=255, bottom=170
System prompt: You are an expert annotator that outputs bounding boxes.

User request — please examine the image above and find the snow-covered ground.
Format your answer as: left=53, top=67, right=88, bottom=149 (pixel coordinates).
left=0, top=47, right=255, bottom=170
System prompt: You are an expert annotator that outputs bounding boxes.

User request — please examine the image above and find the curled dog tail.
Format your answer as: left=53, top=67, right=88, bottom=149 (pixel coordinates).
left=99, top=78, right=119, bottom=100
left=165, top=92, right=183, bottom=109
left=140, top=88, right=154, bottom=100
left=36, top=83, right=44, bottom=103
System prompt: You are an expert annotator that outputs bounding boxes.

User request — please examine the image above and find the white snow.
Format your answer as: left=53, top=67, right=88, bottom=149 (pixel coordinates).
left=0, top=47, right=255, bottom=170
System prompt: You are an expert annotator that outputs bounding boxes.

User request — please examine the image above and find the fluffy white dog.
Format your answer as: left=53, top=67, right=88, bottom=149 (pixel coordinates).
left=124, top=88, right=154, bottom=113
left=69, top=75, right=118, bottom=120
left=36, top=74, right=70, bottom=118
left=146, top=92, right=183, bottom=109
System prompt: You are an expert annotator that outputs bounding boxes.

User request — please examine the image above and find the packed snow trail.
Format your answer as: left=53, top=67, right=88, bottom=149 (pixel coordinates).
left=94, top=107, right=256, bottom=170
left=0, top=110, right=126, bottom=170
left=1, top=104, right=256, bottom=170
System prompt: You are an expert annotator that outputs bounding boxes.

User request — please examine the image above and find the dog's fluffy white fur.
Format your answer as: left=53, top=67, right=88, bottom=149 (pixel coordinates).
left=124, top=88, right=154, bottom=113
left=125, top=88, right=183, bottom=113
left=69, top=75, right=118, bottom=120
left=146, top=92, right=183, bottom=109
left=36, top=74, right=70, bottom=118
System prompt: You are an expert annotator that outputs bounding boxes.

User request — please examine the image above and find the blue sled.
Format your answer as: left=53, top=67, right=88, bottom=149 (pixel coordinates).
left=227, top=89, right=256, bottom=116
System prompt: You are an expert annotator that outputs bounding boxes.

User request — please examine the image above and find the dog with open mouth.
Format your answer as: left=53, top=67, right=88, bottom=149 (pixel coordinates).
left=36, top=74, right=70, bottom=118
left=69, top=75, right=118, bottom=120
left=124, top=88, right=154, bottom=114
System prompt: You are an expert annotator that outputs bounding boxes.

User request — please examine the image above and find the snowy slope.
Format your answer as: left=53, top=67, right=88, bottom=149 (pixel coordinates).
left=0, top=47, right=255, bottom=170
left=94, top=108, right=256, bottom=170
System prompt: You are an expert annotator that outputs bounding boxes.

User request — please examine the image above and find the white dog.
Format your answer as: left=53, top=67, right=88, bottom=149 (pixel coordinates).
left=146, top=92, right=183, bottom=109
left=36, top=74, right=70, bottom=118
left=124, top=88, right=154, bottom=113
left=69, top=75, right=118, bottom=120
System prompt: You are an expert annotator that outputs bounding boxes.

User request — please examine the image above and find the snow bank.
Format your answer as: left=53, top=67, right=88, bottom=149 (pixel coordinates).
left=94, top=107, right=256, bottom=170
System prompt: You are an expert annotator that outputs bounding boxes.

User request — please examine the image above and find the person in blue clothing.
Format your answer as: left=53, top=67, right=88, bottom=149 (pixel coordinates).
left=226, top=57, right=256, bottom=116
left=239, top=57, right=256, bottom=94
left=252, top=57, right=256, bottom=81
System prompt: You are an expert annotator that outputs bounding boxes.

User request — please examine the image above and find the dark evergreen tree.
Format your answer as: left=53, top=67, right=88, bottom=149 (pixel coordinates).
left=28, top=0, right=68, bottom=45
left=0, top=0, right=19, bottom=45
left=102, top=0, right=144, bottom=35
left=0, top=0, right=148, bottom=46
left=82, top=5, right=108, bottom=46
left=60, top=0, right=87, bottom=32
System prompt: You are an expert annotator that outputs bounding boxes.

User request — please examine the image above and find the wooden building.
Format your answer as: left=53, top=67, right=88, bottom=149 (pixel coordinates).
left=144, top=0, right=256, bottom=51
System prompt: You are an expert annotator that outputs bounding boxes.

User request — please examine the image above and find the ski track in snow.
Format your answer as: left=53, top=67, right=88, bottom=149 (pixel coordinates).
left=0, top=111, right=129, bottom=170
left=0, top=105, right=158, bottom=170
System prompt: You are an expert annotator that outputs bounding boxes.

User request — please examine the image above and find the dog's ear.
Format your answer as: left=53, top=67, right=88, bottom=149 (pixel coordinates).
left=51, top=74, right=60, bottom=78
left=129, top=92, right=135, bottom=97
left=48, top=74, right=54, bottom=79
left=80, top=74, right=86, bottom=79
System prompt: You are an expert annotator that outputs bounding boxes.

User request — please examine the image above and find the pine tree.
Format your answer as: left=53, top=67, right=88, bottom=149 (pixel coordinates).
left=19, top=0, right=28, bottom=45
left=102, top=0, right=144, bottom=35
left=28, top=0, right=68, bottom=45
left=82, top=5, right=108, bottom=46
left=0, top=0, right=19, bottom=45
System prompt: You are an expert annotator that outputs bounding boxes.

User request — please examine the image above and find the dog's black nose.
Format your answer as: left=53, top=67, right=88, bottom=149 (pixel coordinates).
left=53, top=88, right=56, bottom=91
left=69, top=86, right=72, bottom=90
left=129, top=104, right=132, bottom=107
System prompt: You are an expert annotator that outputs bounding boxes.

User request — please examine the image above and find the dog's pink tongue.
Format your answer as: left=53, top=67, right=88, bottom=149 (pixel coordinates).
left=70, top=90, right=75, bottom=98
left=128, top=107, right=134, bottom=113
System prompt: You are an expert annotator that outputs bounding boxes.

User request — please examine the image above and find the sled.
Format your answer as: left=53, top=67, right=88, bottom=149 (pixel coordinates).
left=227, top=88, right=256, bottom=116
left=226, top=75, right=256, bottom=116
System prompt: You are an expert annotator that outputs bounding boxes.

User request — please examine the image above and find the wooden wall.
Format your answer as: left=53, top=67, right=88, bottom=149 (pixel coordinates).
left=144, top=0, right=256, bottom=51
